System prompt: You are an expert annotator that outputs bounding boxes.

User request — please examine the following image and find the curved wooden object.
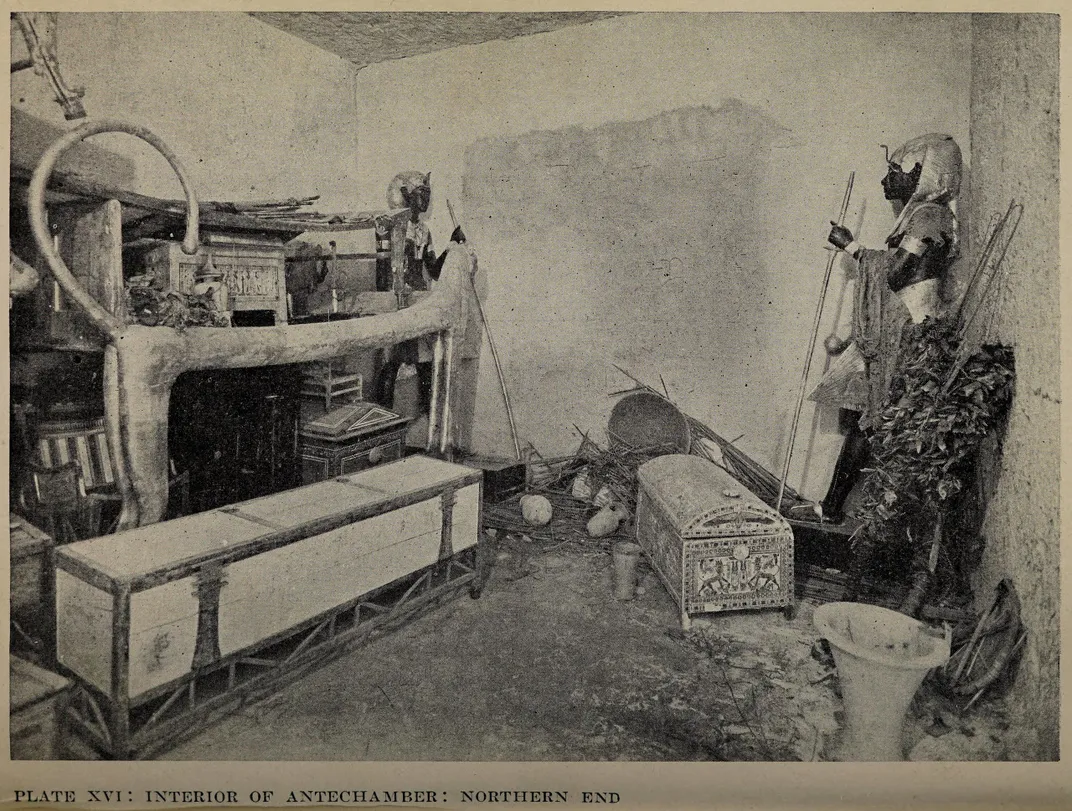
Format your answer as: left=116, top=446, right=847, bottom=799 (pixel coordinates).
left=29, top=121, right=465, bottom=530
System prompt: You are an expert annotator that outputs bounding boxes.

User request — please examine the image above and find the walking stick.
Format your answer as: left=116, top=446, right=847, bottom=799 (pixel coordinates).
left=446, top=199, right=523, bottom=461
left=776, top=173, right=855, bottom=514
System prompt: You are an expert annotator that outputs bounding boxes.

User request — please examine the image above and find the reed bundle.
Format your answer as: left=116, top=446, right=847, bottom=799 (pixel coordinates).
left=610, top=367, right=810, bottom=515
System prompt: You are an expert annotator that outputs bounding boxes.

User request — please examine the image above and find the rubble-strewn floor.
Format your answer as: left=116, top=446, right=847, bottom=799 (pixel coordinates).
left=161, top=534, right=1016, bottom=761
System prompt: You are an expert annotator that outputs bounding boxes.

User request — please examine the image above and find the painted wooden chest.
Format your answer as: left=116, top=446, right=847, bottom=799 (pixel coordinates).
left=143, top=233, right=288, bottom=324
left=636, top=454, right=794, bottom=629
left=54, top=455, right=484, bottom=759
left=298, top=401, right=409, bottom=484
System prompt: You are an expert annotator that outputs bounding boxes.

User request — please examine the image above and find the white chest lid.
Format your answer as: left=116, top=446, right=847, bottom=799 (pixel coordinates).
left=58, top=455, right=480, bottom=581
left=637, top=454, right=789, bottom=539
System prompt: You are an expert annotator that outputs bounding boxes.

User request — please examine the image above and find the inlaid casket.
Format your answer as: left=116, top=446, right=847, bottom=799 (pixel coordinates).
left=636, top=454, right=794, bottom=629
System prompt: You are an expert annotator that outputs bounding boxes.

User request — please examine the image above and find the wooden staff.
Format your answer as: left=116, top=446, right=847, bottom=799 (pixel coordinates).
left=941, top=201, right=1023, bottom=395
left=446, top=198, right=523, bottom=461
left=776, top=172, right=855, bottom=514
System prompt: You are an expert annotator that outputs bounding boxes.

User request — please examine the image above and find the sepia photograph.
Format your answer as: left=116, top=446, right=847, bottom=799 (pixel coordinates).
left=4, top=4, right=1064, bottom=803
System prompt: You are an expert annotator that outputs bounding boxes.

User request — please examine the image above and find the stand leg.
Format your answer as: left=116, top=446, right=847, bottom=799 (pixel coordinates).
left=469, top=533, right=486, bottom=599
left=439, top=332, right=456, bottom=459
left=427, top=332, right=444, bottom=452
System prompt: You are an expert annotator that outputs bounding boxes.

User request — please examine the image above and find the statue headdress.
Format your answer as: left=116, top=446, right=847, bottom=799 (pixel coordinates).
left=887, top=133, right=962, bottom=255
left=387, top=171, right=431, bottom=210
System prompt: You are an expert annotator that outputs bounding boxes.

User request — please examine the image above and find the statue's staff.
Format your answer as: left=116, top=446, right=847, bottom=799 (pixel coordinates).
left=776, top=172, right=855, bottom=514
left=446, top=198, right=523, bottom=461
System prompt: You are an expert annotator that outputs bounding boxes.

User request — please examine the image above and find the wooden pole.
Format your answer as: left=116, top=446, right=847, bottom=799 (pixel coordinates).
left=776, top=172, right=855, bottom=514
left=942, top=202, right=1023, bottom=395
left=427, top=331, right=445, bottom=451
left=446, top=198, right=523, bottom=461
left=467, top=273, right=522, bottom=461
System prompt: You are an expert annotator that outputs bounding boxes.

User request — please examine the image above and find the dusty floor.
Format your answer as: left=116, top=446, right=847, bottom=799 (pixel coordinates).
left=159, top=534, right=1015, bottom=762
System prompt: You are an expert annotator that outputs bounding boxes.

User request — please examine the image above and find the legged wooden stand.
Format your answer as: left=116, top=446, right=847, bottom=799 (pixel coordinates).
left=440, top=332, right=456, bottom=459
left=62, top=546, right=484, bottom=760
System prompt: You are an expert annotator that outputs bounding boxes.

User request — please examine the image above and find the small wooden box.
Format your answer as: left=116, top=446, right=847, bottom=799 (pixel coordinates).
left=142, top=233, right=288, bottom=324
left=10, top=514, right=55, bottom=656
left=636, top=454, right=794, bottom=629
left=10, top=656, right=73, bottom=760
left=55, top=455, right=483, bottom=758
left=299, top=401, right=409, bottom=484
left=459, top=455, right=528, bottom=503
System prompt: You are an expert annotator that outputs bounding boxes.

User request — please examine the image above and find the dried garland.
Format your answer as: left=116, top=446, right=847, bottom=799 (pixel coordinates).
left=853, top=316, right=1015, bottom=566
left=125, top=283, right=229, bottom=329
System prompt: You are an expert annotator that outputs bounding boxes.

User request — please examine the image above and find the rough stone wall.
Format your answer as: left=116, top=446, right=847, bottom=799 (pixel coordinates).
left=968, top=13, right=1060, bottom=761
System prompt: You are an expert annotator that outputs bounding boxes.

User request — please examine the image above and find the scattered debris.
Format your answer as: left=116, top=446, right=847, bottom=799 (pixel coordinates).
left=204, top=195, right=404, bottom=229
left=497, top=529, right=1023, bottom=763
left=810, top=639, right=835, bottom=668
left=209, top=195, right=322, bottom=217
left=937, top=579, right=1025, bottom=709
left=484, top=431, right=667, bottom=552
left=571, top=471, right=593, bottom=501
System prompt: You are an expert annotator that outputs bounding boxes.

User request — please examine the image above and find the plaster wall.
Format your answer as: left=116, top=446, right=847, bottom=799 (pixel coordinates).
left=967, top=13, right=1060, bottom=761
left=11, top=12, right=361, bottom=211
left=352, top=12, right=971, bottom=496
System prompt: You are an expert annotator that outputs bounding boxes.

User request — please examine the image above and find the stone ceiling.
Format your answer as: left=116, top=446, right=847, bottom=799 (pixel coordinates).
left=250, top=12, right=628, bottom=70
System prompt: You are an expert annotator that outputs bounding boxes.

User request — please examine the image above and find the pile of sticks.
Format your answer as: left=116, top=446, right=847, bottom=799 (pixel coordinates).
left=941, top=200, right=1023, bottom=395
left=688, top=419, right=806, bottom=513
left=481, top=486, right=598, bottom=549
left=482, top=432, right=670, bottom=551
left=203, top=196, right=398, bottom=227
left=574, top=431, right=680, bottom=514
left=611, top=368, right=812, bottom=517
left=204, top=195, right=323, bottom=219
left=484, top=367, right=825, bottom=551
